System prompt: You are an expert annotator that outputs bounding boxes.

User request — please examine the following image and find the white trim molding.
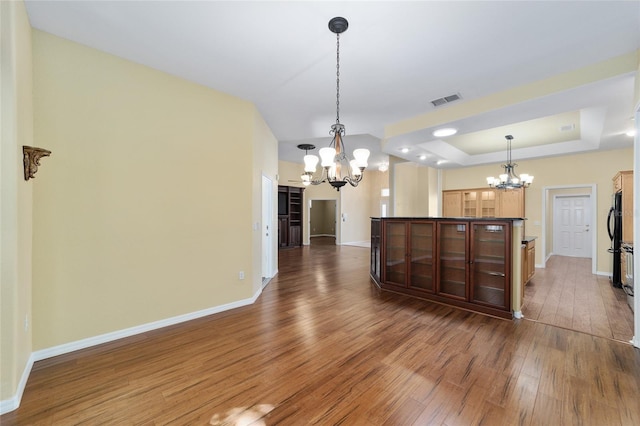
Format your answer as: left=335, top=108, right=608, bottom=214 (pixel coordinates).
left=0, top=353, right=36, bottom=415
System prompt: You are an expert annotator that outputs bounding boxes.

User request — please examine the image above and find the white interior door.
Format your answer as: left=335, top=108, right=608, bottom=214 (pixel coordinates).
left=553, top=195, right=592, bottom=258
left=261, top=175, right=273, bottom=285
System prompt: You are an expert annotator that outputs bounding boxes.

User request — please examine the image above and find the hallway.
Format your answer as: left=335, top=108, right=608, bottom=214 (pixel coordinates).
left=521, top=255, right=634, bottom=342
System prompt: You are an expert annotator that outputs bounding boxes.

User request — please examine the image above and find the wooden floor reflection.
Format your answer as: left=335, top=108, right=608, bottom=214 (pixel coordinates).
left=2, top=245, right=639, bottom=425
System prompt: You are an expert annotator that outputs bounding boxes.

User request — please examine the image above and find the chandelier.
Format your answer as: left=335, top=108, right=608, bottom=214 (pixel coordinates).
left=487, top=135, right=533, bottom=189
left=301, top=17, right=370, bottom=191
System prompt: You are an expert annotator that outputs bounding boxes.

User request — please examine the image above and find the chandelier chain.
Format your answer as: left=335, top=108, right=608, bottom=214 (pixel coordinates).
left=336, top=32, right=340, bottom=124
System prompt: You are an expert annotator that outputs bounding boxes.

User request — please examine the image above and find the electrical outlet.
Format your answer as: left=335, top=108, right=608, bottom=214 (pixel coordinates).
left=239, top=271, right=245, bottom=280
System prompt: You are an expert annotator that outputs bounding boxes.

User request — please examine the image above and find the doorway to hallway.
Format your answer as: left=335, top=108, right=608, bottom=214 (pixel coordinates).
left=309, top=199, right=337, bottom=245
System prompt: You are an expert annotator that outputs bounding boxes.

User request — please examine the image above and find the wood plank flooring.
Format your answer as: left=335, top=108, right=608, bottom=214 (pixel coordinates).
left=2, top=245, right=640, bottom=425
left=522, top=255, right=634, bottom=342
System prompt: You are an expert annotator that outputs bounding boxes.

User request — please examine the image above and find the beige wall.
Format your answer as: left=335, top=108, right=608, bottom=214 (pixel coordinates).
left=443, top=148, right=634, bottom=272
left=30, top=30, right=274, bottom=350
left=0, top=0, right=34, bottom=404
left=393, top=162, right=432, bottom=217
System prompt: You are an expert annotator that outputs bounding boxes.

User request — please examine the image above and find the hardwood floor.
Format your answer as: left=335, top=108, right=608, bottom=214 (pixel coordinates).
left=522, top=255, right=634, bottom=342
left=2, top=245, right=640, bottom=425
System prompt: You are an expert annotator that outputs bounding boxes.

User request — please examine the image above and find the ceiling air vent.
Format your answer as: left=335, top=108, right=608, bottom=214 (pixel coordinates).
left=559, top=123, right=575, bottom=132
left=430, top=93, right=462, bottom=108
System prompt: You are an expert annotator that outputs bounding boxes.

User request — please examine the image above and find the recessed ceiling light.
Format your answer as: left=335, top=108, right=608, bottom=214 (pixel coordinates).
left=419, top=154, right=427, bottom=160
left=436, top=159, right=447, bottom=166
left=401, top=148, right=409, bottom=153
left=626, top=129, right=637, bottom=137
left=433, top=128, right=457, bottom=138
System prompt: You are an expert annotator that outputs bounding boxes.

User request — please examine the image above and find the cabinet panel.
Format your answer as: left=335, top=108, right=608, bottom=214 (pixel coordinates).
left=526, top=242, right=535, bottom=282
left=442, top=191, right=462, bottom=217
left=479, top=190, right=497, bottom=217
left=471, top=223, right=509, bottom=309
left=437, top=223, right=468, bottom=299
left=370, top=219, right=381, bottom=282
left=462, top=191, right=478, bottom=217
left=409, top=222, right=435, bottom=292
left=498, top=188, right=524, bottom=218
left=384, top=221, right=407, bottom=286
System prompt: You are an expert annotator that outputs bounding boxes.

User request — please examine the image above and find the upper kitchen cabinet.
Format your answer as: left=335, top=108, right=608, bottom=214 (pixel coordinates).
left=442, top=187, right=524, bottom=218
left=498, top=188, right=525, bottom=218
left=442, top=191, right=462, bottom=217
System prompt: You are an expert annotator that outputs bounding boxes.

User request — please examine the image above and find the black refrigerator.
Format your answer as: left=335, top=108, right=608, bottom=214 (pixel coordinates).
left=607, top=192, right=623, bottom=288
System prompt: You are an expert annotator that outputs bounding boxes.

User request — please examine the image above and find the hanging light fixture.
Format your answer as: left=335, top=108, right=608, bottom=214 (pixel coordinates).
left=301, top=17, right=370, bottom=191
left=487, top=135, right=534, bottom=189
left=297, top=144, right=316, bottom=186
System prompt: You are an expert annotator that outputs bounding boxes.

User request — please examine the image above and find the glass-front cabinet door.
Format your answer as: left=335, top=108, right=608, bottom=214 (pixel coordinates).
left=384, top=221, right=407, bottom=286
left=479, top=190, right=497, bottom=217
left=437, top=222, right=468, bottom=299
left=409, top=221, right=435, bottom=292
left=470, top=222, right=510, bottom=309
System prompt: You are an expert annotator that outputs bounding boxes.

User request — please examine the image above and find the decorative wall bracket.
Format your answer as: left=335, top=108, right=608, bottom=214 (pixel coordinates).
left=23, top=146, right=51, bottom=181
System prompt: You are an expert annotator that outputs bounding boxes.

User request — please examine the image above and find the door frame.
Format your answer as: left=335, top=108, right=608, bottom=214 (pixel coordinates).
left=541, top=184, right=597, bottom=274
left=307, top=197, right=340, bottom=245
left=261, top=175, right=275, bottom=287
left=306, top=198, right=340, bottom=246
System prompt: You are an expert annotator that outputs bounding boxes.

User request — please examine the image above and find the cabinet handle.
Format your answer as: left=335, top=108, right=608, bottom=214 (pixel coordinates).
left=487, top=272, right=506, bottom=277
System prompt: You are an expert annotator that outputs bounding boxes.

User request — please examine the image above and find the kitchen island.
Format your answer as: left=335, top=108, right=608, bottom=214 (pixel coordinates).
left=370, top=217, right=525, bottom=319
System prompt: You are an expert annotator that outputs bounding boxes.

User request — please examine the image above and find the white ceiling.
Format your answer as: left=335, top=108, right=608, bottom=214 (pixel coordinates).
left=24, top=1, right=640, bottom=170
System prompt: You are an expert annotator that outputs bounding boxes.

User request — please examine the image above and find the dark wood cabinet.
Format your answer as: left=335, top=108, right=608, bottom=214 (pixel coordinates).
left=372, top=217, right=515, bottom=319
left=278, top=186, right=304, bottom=248
left=381, top=220, right=436, bottom=292
left=437, top=222, right=468, bottom=299
left=370, top=218, right=381, bottom=283
left=470, top=222, right=510, bottom=310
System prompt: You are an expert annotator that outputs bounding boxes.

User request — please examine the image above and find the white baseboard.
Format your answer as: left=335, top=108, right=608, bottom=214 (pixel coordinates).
left=1, top=289, right=262, bottom=415
left=0, top=353, right=35, bottom=415
left=341, top=241, right=371, bottom=248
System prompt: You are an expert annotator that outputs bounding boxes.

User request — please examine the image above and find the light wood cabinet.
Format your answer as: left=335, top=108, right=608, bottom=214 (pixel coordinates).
left=442, top=191, right=462, bottom=217
left=614, top=170, right=633, bottom=244
left=462, top=190, right=497, bottom=217
left=499, top=188, right=525, bottom=218
left=522, top=239, right=535, bottom=284
left=443, top=187, right=525, bottom=218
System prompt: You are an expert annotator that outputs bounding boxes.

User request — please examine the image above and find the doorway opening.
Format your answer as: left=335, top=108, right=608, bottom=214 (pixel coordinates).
left=542, top=184, right=597, bottom=273
left=309, top=199, right=337, bottom=245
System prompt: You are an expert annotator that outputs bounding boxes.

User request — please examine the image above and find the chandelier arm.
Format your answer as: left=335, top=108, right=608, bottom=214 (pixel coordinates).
left=343, top=175, right=363, bottom=187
